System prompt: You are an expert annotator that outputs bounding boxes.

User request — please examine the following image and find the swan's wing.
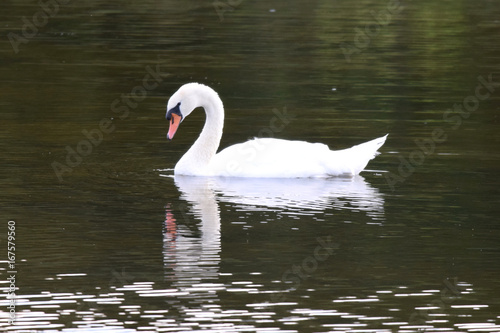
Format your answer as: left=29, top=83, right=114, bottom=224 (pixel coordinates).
left=209, top=138, right=332, bottom=177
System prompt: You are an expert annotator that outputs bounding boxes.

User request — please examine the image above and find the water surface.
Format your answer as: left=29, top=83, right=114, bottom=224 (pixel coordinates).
left=1, top=0, right=499, bottom=332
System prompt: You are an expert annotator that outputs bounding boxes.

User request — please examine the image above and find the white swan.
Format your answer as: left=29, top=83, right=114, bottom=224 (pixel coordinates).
left=166, top=82, right=387, bottom=177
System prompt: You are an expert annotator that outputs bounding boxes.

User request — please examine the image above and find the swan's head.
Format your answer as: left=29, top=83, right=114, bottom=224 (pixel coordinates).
left=165, top=101, right=183, bottom=140
left=165, top=83, right=212, bottom=140
left=166, top=84, right=196, bottom=140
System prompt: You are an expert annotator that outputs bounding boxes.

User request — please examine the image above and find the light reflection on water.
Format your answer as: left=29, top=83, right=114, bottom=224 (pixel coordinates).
left=1, top=274, right=498, bottom=332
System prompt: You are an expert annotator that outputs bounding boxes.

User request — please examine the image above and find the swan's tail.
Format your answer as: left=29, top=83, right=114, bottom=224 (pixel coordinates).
left=327, top=134, right=388, bottom=176
left=350, top=134, right=388, bottom=158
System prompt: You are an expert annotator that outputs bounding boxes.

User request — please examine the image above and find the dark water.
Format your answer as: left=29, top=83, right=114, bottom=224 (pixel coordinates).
left=1, top=0, right=500, bottom=332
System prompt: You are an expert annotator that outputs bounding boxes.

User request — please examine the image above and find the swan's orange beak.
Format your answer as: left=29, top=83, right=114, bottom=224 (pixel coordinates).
left=167, top=113, right=182, bottom=140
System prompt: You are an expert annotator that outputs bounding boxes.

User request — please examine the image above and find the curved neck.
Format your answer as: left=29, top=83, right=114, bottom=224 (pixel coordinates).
left=178, top=88, right=224, bottom=174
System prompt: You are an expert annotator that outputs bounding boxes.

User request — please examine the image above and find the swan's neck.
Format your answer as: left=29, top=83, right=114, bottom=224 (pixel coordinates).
left=177, top=91, right=224, bottom=174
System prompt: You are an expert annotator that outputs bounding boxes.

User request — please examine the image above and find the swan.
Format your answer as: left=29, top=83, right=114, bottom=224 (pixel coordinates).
left=166, top=82, right=387, bottom=177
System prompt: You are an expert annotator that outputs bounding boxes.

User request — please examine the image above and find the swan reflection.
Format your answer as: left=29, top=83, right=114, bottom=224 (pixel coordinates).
left=163, top=177, right=221, bottom=284
left=162, top=174, right=385, bottom=326
left=204, top=175, right=385, bottom=218
left=163, top=174, right=385, bottom=278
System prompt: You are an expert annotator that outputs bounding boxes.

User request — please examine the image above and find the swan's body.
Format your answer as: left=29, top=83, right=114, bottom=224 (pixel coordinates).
left=166, top=83, right=387, bottom=177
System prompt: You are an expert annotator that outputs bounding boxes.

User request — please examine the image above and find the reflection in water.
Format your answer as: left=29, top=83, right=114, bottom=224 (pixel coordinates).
left=164, top=176, right=222, bottom=283
left=163, top=174, right=386, bottom=289
left=162, top=174, right=387, bottom=328
left=160, top=174, right=387, bottom=331
left=163, top=174, right=386, bottom=285
left=168, top=174, right=386, bottom=215
left=208, top=175, right=385, bottom=219
left=163, top=176, right=223, bottom=327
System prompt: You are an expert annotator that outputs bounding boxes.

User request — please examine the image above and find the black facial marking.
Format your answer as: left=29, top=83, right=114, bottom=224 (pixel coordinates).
left=166, top=102, right=183, bottom=122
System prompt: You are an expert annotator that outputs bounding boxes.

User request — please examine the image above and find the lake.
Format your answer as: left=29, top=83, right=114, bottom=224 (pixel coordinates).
left=1, top=0, right=499, bottom=332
